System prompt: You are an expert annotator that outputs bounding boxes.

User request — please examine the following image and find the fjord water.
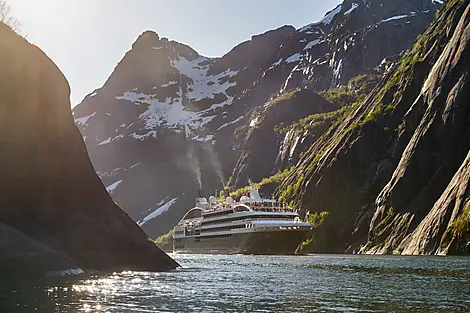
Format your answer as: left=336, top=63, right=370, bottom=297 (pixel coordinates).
left=1, top=254, right=469, bottom=312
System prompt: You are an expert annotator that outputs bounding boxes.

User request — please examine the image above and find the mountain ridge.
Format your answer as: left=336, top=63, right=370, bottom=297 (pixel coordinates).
left=73, top=0, right=441, bottom=239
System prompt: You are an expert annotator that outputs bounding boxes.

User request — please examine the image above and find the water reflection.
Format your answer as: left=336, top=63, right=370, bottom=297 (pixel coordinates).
left=1, top=254, right=469, bottom=312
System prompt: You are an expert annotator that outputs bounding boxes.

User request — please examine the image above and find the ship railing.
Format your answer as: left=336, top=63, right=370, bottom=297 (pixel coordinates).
left=250, top=207, right=296, bottom=213
left=246, top=217, right=293, bottom=222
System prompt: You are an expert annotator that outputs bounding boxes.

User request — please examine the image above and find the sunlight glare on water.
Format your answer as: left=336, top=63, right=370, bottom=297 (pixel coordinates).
left=1, top=254, right=469, bottom=312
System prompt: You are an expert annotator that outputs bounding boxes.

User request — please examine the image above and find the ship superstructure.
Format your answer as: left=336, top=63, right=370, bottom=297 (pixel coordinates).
left=173, top=186, right=312, bottom=254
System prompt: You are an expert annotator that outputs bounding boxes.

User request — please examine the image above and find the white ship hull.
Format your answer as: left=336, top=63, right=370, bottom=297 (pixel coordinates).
left=174, top=227, right=310, bottom=255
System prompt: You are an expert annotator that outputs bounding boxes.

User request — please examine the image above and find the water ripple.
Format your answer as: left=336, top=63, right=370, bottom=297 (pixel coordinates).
left=1, top=254, right=469, bottom=312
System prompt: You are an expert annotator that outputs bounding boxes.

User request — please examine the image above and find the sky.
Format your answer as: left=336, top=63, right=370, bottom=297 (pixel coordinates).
left=9, top=0, right=342, bottom=106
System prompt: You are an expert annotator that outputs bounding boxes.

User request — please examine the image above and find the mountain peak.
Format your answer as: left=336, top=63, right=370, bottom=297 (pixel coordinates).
left=132, top=30, right=161, bottom=50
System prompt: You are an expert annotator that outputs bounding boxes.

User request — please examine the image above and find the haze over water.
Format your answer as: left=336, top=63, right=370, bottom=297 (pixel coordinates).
left=1, top=254, right=469, bottom=312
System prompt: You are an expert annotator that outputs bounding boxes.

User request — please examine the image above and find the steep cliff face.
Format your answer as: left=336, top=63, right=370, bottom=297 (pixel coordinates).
left=364, top=0, right=470, bottom=255
left=73, top=0, right=440, bottom=238
left=227, top=0, right=439, bottom=190
left=230, top=73, right=382, bottom=190
left=278, top=0, right=470, bottom=255
left=399, top=152, right=470, bottom=255
left=229, top=89, right=339, bottom=188
left=0, top=23, right=178, bottom=277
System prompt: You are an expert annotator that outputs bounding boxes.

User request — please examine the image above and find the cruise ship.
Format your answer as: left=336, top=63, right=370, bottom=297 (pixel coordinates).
left=173, top=186, right=313, bottom=254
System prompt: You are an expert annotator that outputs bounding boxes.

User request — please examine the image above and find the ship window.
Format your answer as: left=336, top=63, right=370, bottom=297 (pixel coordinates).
left=201, top=214, right=295, bottom=226
left=203, top=209, right=234, bottom=218
left=200, top=234, right=232, bottom=240
left=200, top=224, right=246, bottom=233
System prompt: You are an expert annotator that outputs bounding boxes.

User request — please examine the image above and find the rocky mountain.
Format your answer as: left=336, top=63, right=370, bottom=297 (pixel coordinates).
left=73, top=0, right=441, bottom=238
left=229, top=73, right=383, bottom=189
left=0, top=22, right=178, bottom=278
left=277, top=0, right=470, bottom=255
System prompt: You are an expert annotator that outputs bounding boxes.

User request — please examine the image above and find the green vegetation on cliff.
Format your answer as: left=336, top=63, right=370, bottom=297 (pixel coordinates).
left=276, top=73, right=382, bottom=136
left=360, top=0, right=464, bottom=126
left=233, top=89, right=301, bottom=143
left=269, top=89, right=299, bottom=106
left=279, top=174, right=304, bottom=205
left=227, top=168, right=293, bottom=200
left=155, top=229, right=174, bottom=252
left=452, top=204, right=470, bottom=238
left=376, top=207, right=396, bottom=238
left=441, top=203, right=470, bottom=253
left=319, top=74, right=382, bottom=107
left=276, top=104, right=355, bottom=135
left=299, top=211, right=329, bottom=252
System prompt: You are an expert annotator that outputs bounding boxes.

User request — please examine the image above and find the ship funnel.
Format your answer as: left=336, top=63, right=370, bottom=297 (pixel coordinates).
left=196, top=197, right=209, bottom=209
left=247, top=178, right=261, bottom=200
left=249, top=186, right=261, bottom=200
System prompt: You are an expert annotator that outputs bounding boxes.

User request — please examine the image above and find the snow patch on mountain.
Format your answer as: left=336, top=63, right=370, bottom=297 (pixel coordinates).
left=262, top=58, right=283, bottom=78
left=267, top=58, right=283, bottom=71
left=217, top=116, right=244, bottom=131
left=161, top=81, right=178, bottom=87
left=304, top=39, right=321, bottom=50
left=250, top=116, right=259, bottom=127
left=74, top=112, right=96, bottom=125
left=131, top=131, right=157, bottom=141
left=382, top=15, right=409, bottom=23
left=192, top=134, right=215, bottom=143
left=98, top=134, right=124, bottom=146
left=321, top=5, right=342, bottom=24
left=137, top=197, right=179, bottom=227
left=299, top=4, right=342, bottom=32
left=106, top=179, right=123, bottom=193
left=290, top=135, right=301, bottom=159
left=115, top=92, right=148, bottom=105
left=170, top=56, right=238, bottom=105
left=333, top=59, right=344, bottom=84
left=344, top=3, right=358, bottom=15
left=130, top=162, right=141, bottom=169
left=280, top=64, right=301, bottom=93
left=116, top=89, right=216, bottom=136
left=286, top=53, right=302, bottom=63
